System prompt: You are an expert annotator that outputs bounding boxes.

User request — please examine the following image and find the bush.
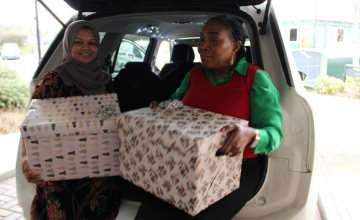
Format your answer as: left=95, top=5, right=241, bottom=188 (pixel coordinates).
left=0, top=66, right=17, bottom=78
left=0, top=29, right=29, bottom=48
left=0, top=66, right=30, bottom=110
left=0, top=110, right=25, bottom=134
left=355, top=77, right=360, bottom=98
left=314, top=75, right=345, bottom=95
left=345, top=76, right=355, bottom=90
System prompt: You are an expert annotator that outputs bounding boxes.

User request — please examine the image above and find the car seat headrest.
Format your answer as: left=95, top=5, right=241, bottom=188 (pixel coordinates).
left=171, top=44, right=195, bottom=62
left=124, top=62, right=152, bottom=70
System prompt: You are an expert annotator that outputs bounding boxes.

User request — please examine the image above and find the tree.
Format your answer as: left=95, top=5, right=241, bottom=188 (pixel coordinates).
left=0, top=26, right=31, bottom=47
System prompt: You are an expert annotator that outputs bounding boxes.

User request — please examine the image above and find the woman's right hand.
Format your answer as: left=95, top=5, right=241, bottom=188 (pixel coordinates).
left=21, top=156, right=42, bottom=184
left=149, top=101, right=159, bottom=108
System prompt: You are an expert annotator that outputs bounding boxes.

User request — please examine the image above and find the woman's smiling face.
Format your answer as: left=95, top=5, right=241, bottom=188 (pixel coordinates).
left=71, top=28, right=98, bottom=64
left=198, top=20, right=238, bottom=70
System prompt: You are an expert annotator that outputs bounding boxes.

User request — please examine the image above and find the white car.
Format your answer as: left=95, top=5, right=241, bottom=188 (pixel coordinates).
left=114, top=38, right=148, bottom=71
left=16, top=0, right=319, bottom=219
left=1, top=43, right=20, bottom=60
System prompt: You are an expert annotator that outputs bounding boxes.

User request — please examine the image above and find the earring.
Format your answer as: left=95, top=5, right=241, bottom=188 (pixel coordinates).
left=230, top=54, right=234, bottom=65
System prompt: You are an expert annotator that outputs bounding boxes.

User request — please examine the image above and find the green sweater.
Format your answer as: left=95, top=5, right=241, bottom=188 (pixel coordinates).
left=170, top=57, right=283, bottom=155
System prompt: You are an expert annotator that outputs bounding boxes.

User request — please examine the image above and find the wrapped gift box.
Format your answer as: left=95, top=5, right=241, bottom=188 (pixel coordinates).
left=21, top=94, right=121, bottom=181
left=118, top=104, right=248, bottom=216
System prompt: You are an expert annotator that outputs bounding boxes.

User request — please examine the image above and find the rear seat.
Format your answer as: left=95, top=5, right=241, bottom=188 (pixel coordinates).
left=159, top=61, right=198, bottom=101
left=158, top=44, right=198, bottom=101
left=113, top=62, right=161, bottom=112
left=159, top=44, right=195, bottom=78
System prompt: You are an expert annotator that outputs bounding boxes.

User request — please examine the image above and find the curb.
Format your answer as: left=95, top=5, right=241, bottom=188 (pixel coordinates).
left=0, top=169, right=15, bottom=182
left=0, top=132, right=20, bottom=182
left=317, top=171, right=342, bottom=220
left=317, top=191, right=328, bottom=220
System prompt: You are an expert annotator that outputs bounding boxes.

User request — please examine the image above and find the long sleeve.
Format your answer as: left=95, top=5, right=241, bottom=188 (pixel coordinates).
left=32, top=71, right=84, bottom=99
left=169, top=61, right=283, bottom=155
left=169, top=69, right=192, bottom=101
left=250, top=69, right=283, bottom=154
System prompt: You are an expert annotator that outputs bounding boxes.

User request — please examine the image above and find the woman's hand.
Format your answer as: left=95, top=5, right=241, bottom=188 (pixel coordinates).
left=21, top=139, right=42, bottom=184
left=149, top=101, right=159, bottom=108
left=218, top=123, right=256, bottom=157
left=21, top=157, right=42, bottom=184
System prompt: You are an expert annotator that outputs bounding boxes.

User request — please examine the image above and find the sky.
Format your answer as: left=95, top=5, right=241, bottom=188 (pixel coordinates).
left=0, top=0, right=76, bottom=32
left=273, top=0, right=356, bottom=22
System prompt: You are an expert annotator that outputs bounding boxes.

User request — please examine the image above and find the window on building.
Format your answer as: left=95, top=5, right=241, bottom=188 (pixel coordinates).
left=337, top=29, right=344, bottom=42
left=289, top=28, right=297, bottom=41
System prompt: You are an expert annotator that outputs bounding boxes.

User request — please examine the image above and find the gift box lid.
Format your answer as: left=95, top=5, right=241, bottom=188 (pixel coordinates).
left=21, top=94, right=120, bottom=139
left=119, top=105, right=248, bottom=155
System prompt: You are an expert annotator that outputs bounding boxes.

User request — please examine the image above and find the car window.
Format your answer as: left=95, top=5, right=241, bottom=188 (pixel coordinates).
left=155, top=40, right=171, bottom=71
left=99, top=32, right=105, bottom=44
left=191, top=47, right=201, bottom=63
left=112, top=34, right=150, bottom=71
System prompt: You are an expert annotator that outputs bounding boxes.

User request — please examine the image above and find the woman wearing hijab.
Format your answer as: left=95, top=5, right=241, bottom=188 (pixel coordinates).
left=21, top=20, right=121, bottom=220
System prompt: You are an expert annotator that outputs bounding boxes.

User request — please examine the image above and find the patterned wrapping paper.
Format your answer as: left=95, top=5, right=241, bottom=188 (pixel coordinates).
left=118, top=105, right=248, bottom=216
left=20, top=94, right=121, bottom=181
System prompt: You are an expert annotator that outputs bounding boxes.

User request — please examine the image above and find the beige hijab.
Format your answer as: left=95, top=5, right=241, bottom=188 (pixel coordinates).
left=53, top=20, right=110, bottom=95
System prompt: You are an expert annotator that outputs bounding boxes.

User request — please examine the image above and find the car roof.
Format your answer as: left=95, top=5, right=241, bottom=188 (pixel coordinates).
left=64, top=0, right=266, bottom=12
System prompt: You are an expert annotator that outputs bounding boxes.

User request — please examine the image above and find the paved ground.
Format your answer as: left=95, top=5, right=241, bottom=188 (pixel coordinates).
left=0, top=133, right=19, bottom=182
left=309, top=92, right=360, bottom=220
left=0, top=177, right=24, bottom=220
left=0, top=54, right=40, bottom=83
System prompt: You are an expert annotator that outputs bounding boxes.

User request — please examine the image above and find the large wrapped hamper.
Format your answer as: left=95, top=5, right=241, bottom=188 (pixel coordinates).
left=20, top=94, right=121, bottom=181
left=118, top=104, right=248, bottom=216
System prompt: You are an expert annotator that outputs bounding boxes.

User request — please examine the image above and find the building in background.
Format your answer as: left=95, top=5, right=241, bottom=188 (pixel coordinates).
left=275, top=0, right=360, bottom=83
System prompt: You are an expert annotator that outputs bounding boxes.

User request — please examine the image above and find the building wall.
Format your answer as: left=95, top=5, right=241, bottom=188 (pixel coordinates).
left=315, top=21, right=359, bottom=49
left=281, top=20, right=360, bottom=49
left=282, top=20, right=360, bottom=80
left=327, top=57, right=360, bottom=79
left=281, top=20, right=315, bottom=49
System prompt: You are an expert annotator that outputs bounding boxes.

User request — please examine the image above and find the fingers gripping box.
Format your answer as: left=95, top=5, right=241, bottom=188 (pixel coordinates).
left=20, top=94, right=121, bottom=181
left=118, top=105, right=248, bottom=216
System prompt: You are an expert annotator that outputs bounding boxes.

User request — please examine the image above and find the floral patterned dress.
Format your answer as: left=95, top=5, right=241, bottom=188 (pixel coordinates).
left=30, top=71, right=121, bottom=220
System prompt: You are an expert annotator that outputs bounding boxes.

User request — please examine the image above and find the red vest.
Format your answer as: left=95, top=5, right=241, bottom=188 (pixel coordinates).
left=182, top=64, right=260, bottom=160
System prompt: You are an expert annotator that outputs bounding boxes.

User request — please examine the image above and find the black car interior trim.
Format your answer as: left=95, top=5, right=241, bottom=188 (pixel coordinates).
left=259, top=0, right=272, bottom=35
left=64, top=0, right=267, bottom=12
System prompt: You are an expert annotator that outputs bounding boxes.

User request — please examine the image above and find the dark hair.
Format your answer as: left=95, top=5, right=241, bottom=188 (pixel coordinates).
left=80, top=26, right=93, bottom=31
left=207, top=15, right=246, bottom=60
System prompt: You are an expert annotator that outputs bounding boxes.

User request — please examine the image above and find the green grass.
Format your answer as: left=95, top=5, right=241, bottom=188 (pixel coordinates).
left=0, top=66, right=30, bottom=134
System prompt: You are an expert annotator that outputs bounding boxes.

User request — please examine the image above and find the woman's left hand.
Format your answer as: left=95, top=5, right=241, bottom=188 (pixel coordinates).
left=218, top=123, right=256, bottom=157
